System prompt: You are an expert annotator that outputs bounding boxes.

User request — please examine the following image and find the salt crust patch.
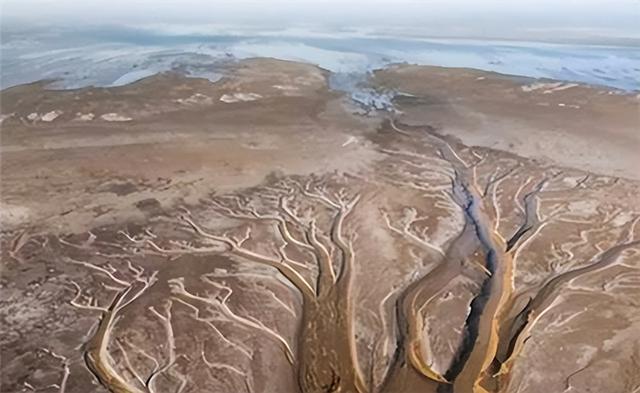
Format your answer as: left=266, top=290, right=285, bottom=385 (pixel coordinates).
left=100, top=113, right=132, bottom=122
left=0, top=113, right=13, bottom=125
left=521, top=82, right=573, bottom=93
left=176, top=93, right=213, bottom=105
left=75, top=113, right=95, bottom=121
left=41, top=110, right=63, bottom=122
left=220, top=92, right=262, bottom=103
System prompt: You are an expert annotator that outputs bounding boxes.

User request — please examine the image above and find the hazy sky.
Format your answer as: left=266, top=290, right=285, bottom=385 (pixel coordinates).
left=2, top=0, right=639, bottom=39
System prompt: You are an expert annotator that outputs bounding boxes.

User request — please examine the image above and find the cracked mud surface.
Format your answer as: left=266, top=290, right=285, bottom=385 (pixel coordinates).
left=1, top=58, right=639, bottom=393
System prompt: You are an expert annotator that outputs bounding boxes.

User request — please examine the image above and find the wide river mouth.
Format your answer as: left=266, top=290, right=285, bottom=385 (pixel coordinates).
left=2, top=26, right=639, bottom=93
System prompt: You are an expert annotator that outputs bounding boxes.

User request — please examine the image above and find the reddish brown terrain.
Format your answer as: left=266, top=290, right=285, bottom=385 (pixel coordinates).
left=1, top=58, right=639, bottom=393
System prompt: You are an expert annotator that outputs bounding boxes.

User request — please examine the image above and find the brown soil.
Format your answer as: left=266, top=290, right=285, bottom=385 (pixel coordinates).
left=1, top=59, right=639, bottom=393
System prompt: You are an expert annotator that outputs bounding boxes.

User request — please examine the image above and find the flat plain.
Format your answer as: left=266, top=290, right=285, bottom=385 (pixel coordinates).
left=1, top=58, right=639, bottom=393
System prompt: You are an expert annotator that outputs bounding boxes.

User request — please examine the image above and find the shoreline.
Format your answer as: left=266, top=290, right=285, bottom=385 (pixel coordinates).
left=3, top=59, right=638, bottom=95
left=2, top=33, right=639, bottom=91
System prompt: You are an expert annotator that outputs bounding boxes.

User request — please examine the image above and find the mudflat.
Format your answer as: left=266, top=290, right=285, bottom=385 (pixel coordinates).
left=1, top=58, right=639, bottom=393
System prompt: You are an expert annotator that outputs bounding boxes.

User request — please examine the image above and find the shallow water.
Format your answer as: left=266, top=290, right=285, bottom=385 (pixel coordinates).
left=1, top=26, right=638, bottom=93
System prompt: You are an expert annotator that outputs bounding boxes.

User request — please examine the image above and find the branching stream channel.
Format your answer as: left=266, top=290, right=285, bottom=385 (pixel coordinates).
left=22, top=119, right=639, bottom=393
